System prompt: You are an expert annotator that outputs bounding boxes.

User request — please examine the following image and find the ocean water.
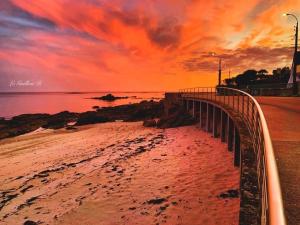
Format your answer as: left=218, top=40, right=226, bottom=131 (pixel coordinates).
left=0, top=92, right=164, bottom=119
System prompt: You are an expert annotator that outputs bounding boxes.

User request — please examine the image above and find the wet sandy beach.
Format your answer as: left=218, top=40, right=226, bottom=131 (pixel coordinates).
left=0, top=122, right=239, bottom=225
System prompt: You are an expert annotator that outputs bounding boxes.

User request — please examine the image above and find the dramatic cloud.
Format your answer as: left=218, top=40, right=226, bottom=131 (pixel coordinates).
left=0, top=0, right=299, bottom=91
left=183, top=47, right=293, bottom=73
left=147, top=17, right=182, bottom=48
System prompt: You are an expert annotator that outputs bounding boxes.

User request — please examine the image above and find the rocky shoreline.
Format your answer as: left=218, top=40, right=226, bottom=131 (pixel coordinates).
left=0, top=99, right=196, bottom=140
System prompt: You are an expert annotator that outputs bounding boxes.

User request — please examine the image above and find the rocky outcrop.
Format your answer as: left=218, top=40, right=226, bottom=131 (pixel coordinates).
left=75, top=112, right=112, bottom=126
left=156, top=105, right=196, bottom=128
left=91, top=94, right=128, bottom=101
left=42, top=111, right=78, bottom=129
left=96, top=100, right=163, bottom=122
left=23, top=221, right=37, bottom=225
left=0, top=100, right=164, bottom=140
left=143, top=119, right=157, bottom=127
left=0, top=98, right=200, bottom=140
left=0, top=114, right=50, bottom=140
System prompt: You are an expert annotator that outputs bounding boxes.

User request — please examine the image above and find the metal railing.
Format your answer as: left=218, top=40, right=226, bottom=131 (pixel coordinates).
left=179, top=87, right=286, bottom=225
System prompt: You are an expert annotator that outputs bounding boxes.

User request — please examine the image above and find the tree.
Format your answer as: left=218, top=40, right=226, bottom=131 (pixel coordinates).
left=235, top=69, right=257, bottom=87
left=257, top=69, right=268, bottom=75
left=223, top=67, right=291, bottom=87
left=224, top=78, right=235, bottom=86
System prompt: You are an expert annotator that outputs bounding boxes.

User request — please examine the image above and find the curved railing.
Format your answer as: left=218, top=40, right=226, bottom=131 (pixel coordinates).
left=179, top=87, right=286, bottom=225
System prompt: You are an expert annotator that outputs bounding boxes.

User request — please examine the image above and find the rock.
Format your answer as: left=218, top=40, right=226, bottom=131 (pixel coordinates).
left=0, top=114, right=50, bottom=140
left=135, top=146, right=146, bottom=154
left=146, top=198, right=167, bottom=205
left=75, top=112, right=111, bottom=126
left=92, top=105, right=100, bottom=110
left=0, top=194, right=18, bottom=211
left=18, top=196, right=39, bottom=210
left=157, top=107, right=196, bottom=128
left=218, top=189, right=239, bottom=198
left=20, top=185, right=34, bottom=194
left=65, top=126, right=77, bottom=130
left=0, top=100, right=163, bottom=140
left=42, top=111, right=78, bottom=129
left=143, top=119, right=157, bottom=127
left=23, top=220, right=37, bottom=225
left=0, top=117, right=5, bottom=123
left=0, top=112, right=80, bottom=140
left=159, top=204, right=169, bottom=211
left=92, top=94, right=128, bottom=101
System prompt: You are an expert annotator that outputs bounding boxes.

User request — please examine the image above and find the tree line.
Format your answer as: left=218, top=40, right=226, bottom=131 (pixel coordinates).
left=223, top=67, right=291, bottom=88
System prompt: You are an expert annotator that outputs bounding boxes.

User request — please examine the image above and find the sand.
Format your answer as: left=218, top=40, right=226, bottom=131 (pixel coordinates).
left=0, top=122, right=239, bottom=225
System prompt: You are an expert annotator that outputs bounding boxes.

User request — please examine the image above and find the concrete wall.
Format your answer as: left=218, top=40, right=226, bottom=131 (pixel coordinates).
left=163, top=92, right=183, bottom=116
left=243, top=81, right=300, bottom=96
left=243, top=88, right=293, bottom=96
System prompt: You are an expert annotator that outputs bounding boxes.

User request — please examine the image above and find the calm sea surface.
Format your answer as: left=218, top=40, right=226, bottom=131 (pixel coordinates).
left=0, top=92, right=164, bottom=119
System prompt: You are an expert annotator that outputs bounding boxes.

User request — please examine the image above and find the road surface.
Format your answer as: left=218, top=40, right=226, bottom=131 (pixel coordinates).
left=257, top=97, right=300, bottom=225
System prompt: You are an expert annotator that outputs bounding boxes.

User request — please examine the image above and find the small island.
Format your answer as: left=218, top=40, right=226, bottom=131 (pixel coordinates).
left=91, top=94, right=128, bottom=101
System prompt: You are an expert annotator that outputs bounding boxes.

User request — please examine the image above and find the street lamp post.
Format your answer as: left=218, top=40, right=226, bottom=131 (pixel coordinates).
left=218, top=58, right=222, bottom=86
left=211, top=52, right=222, bottom=86
left=284, top=13, right=298, bottom=95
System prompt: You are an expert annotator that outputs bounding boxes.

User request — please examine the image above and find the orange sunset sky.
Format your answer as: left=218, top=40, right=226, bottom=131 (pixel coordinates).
left=0, top=0, right=299, bottom=92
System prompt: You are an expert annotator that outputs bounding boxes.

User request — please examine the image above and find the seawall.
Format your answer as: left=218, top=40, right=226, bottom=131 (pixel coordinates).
left=164, top=92, right=261, bottom=225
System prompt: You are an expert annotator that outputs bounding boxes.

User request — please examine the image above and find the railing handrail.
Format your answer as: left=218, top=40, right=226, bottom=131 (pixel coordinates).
left=180, top=87, right=286, bottom=225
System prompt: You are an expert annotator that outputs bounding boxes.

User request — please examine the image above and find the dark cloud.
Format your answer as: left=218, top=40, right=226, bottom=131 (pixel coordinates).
left=147, top=18, right=182, bottom=48
left=182, top=46, right=294, bottom=72
left=0, top=0, right=103, bottom=52
left=0, top=0, right=58, bottom=52
left=109, top=9, right=146, bottom=26
left=0, top=1, right=56, bottom=30
left=104, top=8, right=182, bottom=49
left=183, top=58, right=215, bottom=72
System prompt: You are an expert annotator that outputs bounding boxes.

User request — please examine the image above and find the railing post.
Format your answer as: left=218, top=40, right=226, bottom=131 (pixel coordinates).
left=213, top=106, right=218, bottom=138
left=227, top=117, right=234, bottom=151
left=221, top=111, right=226, bottom=142
left=232, top=91, right=235, bottom=110
left=199, top=101, right=202, bottom=129
left=234, top=127, right=240, bottom=167
left=186, top=100, right=189, bottom=112
left=252, top=103, right=255, bottom=129
left=192, top=100, right=195, bottom=118
left=247, top=96, right=250, bottom=118
left=206, top=103, right=209, bottom=132
left=237, top=94, right=240, bottom=113
left=242, top=95, right=245, bottom=118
